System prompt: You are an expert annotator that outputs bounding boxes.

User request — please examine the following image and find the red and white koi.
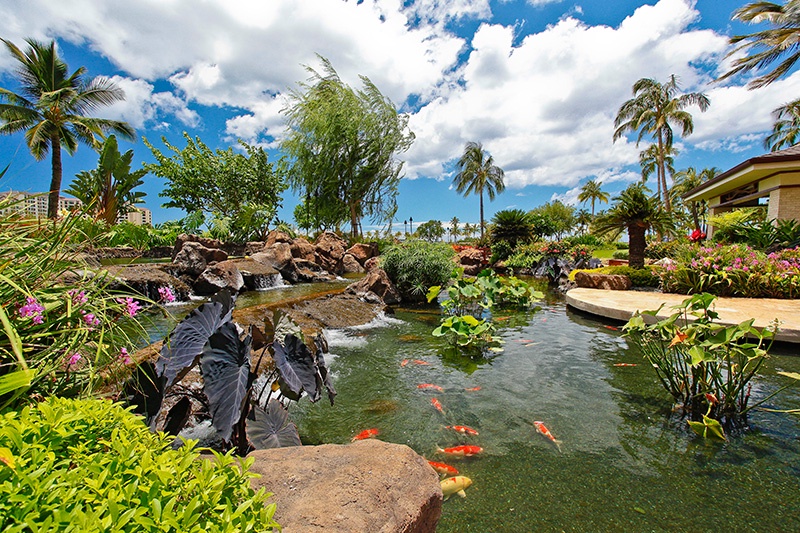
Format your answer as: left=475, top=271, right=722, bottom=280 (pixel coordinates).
left=445, top=425, right=479, bottom=436
left=437, top=444, right=483, bottom=457
left=431, top=397, right=445, bottom=414
left=613, top=363, right=638, bottom=367
left=464, top=386, right=482, bottom=392
left=418, top=383, right=444, bottom=392
left=351, top=428, right=379, bottom=442
left=427, top=460, right=459, bottom=476
left=533, top=421, right=562, bottom=452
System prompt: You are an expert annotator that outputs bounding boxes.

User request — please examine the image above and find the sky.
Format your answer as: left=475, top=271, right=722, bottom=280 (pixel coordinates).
left=1, top=0, right=798, bottom=232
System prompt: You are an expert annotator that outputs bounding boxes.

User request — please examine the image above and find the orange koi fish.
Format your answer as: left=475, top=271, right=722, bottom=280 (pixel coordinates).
left=431, top=398, right=445, bottom=413
left=351, top=428, right=379, bottom=442
left=445, top=425, right=479, bottom=436
left=603, top=325, right=619, bottom=331
left=427, top=460, right=459, bottom=476
left=533, top=421, right=562, bottom=452
left=464, top=386, right=482, bottom=392
left=418, top=383, right=444, bottom=392
left=516, top=339, right=535, bottom=343
left=412, top=359, right=431, bottom=366
left=400, top=359, right=409, bottom=367
left=613, top=363, right=638, bottom=367
left=437, top=444, right=483, bottom=457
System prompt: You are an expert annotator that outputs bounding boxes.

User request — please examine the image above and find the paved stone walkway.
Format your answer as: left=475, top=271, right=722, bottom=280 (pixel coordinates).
left=565, top=288, right=800, bottom=344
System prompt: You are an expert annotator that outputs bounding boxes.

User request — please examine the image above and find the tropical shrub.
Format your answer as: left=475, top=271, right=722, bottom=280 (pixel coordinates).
left=380, top=240, right=456, bottom=301
left=504, top=243, right=544, bottom=271
left=490, top=209, right=535, bottom=249
left=0, top=397, right=279, bottom=532
left=725, top=217, right=800, bottom=251
left=623, top=293, right=780, bottom=438
left=645, top=239, right=684, bottom=260
left=612, top=250, right=629, bottom=260
left=708, top=208, right=763, bottom=244
left=490, top=239, right=514, bottom=263
left=563, top=234, right=604, bottom=248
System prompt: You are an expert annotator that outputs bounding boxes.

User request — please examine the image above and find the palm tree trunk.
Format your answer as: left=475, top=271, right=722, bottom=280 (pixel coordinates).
left=657, top=132, right=671, bottom=212
left=628, top=223, right=647, bottom=269
left=479, top=191, right=485, bottom=240
left=48, top=137, right=62, bottom=219
left=591, top=198, right=595, bottom=216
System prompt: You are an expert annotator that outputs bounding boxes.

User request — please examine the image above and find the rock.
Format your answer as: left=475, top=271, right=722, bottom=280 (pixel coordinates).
left=252, top=243, right=301, bottom=284
left=458, top=247, right=485, bottom=267
left=103, top=264, right=190, bottom=302
left=171, top=233, right=224, bottom=260
left=265, top=230, right=294, bottom=248
left=315, top=232, right=348, bottom=275
left=574, top=271, right=632, bottom=291
left=364, top=256, right=381, bottom=272
left=245, top=241, right=266, bottom=256
left=345, top=268, right=401, bottom=305
left=229, top=258, right=283, bottom=291
left=173, top=242, right=228, bottom=277
left=294, top=259, right=336, bottom=283
left=290, top=237, right=317, bottom=262
left=287, top=292, right=385, bottom=330
left=248, top=439, right=442, bottom=533
left=342, top=253, right=365, bottom=274
left=194, top=260, right=244, bottom=295
left=346, top=242, right=379, bottom=265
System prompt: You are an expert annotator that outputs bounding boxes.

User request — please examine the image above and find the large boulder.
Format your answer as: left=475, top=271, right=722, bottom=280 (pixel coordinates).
left=345, top=268, right=401, bottom=305
left=574, top=271, right=632, bottom=291
left=173, top=242, right=228, bottom=277
left=295, top=259, right=337, bottom=283
left=252, top=243, right=301, bottom=284
left=248, top=439, right=442, bottom=533
left=171, top=233, right=224, bottom=260
left=346, top=242, right=379, bottom=266
left=265, top=230, right=293, bottom=248
left=315, top=232, right=348, bottom=275
left=104, top=264, right=190, bottom=302
left=194, top=260, right=244, bottom=296
left=364, top=256, right=381, bottom=272
left=229, top=258, right=283, bottom=291
left=342, top=253, right=365, bottom=274
left=290, top=237, right=317, bottom=263
left=458, top=247, right=486, bottom=276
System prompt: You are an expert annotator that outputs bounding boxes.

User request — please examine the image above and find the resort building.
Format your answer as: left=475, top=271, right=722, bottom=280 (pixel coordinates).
left=684, top=144, right=800, bottom=237
left=0, top=190, right=152, bottom=226
left=118, top=206, right=153, bottom=226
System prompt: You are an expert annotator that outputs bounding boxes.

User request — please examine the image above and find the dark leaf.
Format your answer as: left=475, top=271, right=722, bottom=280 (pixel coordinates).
left=251, top=324, right=269, bottom=352
left=247, top=400, right=302, bottom=449
left=273, top=334, right=322, bottom=402
left=157, top=289, right=235, bottom=388
left=200, top=321, right=251, bottom=443
left=163, top=397, right=192, bottom=436
left=121, top=361, right=163, bottom=427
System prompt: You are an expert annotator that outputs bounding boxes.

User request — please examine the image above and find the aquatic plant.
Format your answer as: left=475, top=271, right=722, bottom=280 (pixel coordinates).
left=380, top=240, right=455, bottom=301
left=623, top=293, right=782, bottom=437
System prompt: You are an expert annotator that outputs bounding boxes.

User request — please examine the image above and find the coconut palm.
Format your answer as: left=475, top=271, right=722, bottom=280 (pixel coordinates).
left=670, top=167, right=718, bottom=234
left=639, top=144, right=677, bottom=200
left=576, top=208, right=592, bottom=235
left=593, top=183, right=675, bottom=269
left=490, top=209, right=534, bottom=249
left=452, top=142, right=505, bottom=239
left=765, top=98, right=800, bottom=151
left=718, top=1, right=800, bottom=90
left=613, top=75, right=709, bottom=213
left=0, top=38, right=134, bottom=218
left=449, top=216, right=460, bottom=242
left=577, top=179, right=610, bottom=216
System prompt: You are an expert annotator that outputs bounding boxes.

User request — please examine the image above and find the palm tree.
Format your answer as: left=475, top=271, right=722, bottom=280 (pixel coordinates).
left=639, top=143, right=677, bottom=199
left=613, top=75, right=710, bottom=213
left=462, top=222, right=474, bottom=239
left=576, top=208, right=592, bottom=235
left=66, top=135, right=147, bottom=226
left=718, top=1, right=800, bottom=89
left=0, top=38, right=134, bottom=218
left=765, top=98, right=800, bottom=151
left=449, top=216, right=460, bottom=242
left=577, top=179, right=610, bottom=216
left=452, top=142, right=505, bottom=239
left=670, top=167, right=718, bottom=234
left=490, top=209, right=535, bottom=249
left=593, top=183, right=675, bottom=269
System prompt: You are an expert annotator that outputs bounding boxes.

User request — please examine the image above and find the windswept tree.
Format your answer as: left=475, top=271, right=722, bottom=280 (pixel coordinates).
left=66, top=135, right=146, bottom=225
left=593, top=183, right=675, bottom=269
left=639, top=143, right=677, bottom=196
left=765, top=99, right=800, bottom=150
left=282, top=57, right=415, bottom=239
left=613, top=75, right=709, bottom=212
left=449, top=216, right=460, bottom=242
left=577, top=179, right=610, bottom=216
left=671, top=166, right=718, bottom=233
left=0, top=38, right=134, bottom=218
left=453, top=142, right=505, bottom=239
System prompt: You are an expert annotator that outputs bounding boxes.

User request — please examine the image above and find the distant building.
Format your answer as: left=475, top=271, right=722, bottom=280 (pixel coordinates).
left=1, top=191, right=151, bottom=226
left=118, top=206, right=152, bottom=226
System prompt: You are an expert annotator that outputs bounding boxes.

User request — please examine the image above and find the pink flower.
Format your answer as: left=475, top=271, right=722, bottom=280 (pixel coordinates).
left=18, top=296, right=45, bottom=325
left=68, top=289, right=88, bottom=305
left=68, top=353, right=82, bottom=366
left=158, top=286, right=176, bottom=303
left=82, top=311, right=100, bottom=327
left=116, top=297, right=142, bottom=318
left=119, top=347, right=132, bottom=365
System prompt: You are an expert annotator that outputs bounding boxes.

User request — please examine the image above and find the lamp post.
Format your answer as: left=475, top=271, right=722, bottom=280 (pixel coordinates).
left=404, top=220, right=407, bottom=236
left=409, top=216, right=413, bottom=234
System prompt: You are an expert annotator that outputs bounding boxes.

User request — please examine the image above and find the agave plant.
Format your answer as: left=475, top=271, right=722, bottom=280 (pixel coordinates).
left=124, top=289, right=335, bottom=455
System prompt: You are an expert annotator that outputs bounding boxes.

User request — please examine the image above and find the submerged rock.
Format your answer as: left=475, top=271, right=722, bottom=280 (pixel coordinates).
left=248, top=439, right=442, bottom=533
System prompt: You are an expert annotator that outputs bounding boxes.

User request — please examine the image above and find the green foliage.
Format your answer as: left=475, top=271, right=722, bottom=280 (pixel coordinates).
left=623, top=293, right=779, bottom=434
left=66, top=135, right=147, bottom=225
left=415, top=220, right=445, bottom=242
left=0, top=207, right=150, bottom=409
left=0, top=397, right=279, bottom=532
left=504, top=243, right=543, bottom=270
left=529, top=201, right=575, bottom=240
left=282, top=57, right=414, bottom=239
left=644, top=239, right=683, bottom=259
left=145, top=133, right=286, bottom=241
left=380, top=240, right=455, bottom=301
left=612, top=250, right=629, bottom=260
left=432, top=314, right=499, bottom=349
left=490, top=239, right=513, bottom=263
left=563, top=234, right=603, bottom=248
left=490, top=209, right=534, bottom=249
left=723, top=217, right=800, bottom=251
left=708, top=208, right=764, bottom=243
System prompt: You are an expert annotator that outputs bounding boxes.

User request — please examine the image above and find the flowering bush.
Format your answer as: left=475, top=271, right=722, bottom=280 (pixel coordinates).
left=660, top=243, right=800, bottom=298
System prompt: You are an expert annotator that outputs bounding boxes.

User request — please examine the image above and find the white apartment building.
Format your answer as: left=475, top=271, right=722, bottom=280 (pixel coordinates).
left=1, top=191, right=152, bottom=226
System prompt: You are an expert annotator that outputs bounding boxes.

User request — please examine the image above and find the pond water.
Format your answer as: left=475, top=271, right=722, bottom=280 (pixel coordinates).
left=281, top=287, right=800, bottom=532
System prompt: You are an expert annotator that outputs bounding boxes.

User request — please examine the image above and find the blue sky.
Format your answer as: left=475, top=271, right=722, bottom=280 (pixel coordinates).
left=1, top=0, right=798, bottom=231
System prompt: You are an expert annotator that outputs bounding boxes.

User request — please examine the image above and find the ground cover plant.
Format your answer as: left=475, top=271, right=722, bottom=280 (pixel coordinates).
left=380, top=240, right=455, bottom=301
left=0, top=397, right=279, bottom=532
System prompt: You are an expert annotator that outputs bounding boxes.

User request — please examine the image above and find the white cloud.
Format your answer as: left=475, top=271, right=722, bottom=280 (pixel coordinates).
left=102, top=76, right=199, bottom=130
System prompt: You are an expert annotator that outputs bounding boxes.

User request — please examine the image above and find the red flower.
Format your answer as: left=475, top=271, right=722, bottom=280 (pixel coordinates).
left=689, top=229, right=707, bottom=242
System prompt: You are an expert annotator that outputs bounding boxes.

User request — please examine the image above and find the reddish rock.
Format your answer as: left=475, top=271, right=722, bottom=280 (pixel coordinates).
left=345, top=268, right=401, bottom=305
left=346, top=242, right=379, bottom=265
left=315, top=232, right=348, bottom=275
left=458, top=247, right=485, bottom=267
left=364, top=256, right=381, bottom=272
left=290, top=237, right=317, bottom=262
left=194, top=260, right=244, bottom=295
left=574, top=272, right=632, bottom=291
left=248, top=439, right=441, bottom=533
left=342, top=253, right=365, bottom=274
left=229, top=258, right=283, bottom=290
left=171, top=233, right=224, bottom=260
left=245, top=241, right=266, bottom=255
left=265, top=230, right=293, bottom=248
left=252, top=243, right=301, bottom=284
left=173, top=241, right=229, bottom=277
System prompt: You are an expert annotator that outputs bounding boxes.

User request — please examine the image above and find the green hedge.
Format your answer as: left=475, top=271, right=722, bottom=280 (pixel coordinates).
left=0, top=398, right=279, bottom=533
left=380, top=240, right=456, bottom=301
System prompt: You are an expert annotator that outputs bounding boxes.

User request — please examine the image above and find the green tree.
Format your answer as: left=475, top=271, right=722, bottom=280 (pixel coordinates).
left=281, top=57, right=414, bottom=239
left=449, top=216, right=460, bottom=242
left=462, top=222, right=475, bottom=239
left=577, top=179, right=610, bottom=216
left=416, top=219, right=445, bottom=242
left=718, top=1, right=800, bottom=89
left=452, top=142, right=505, bottom=239
left=639, top=143, right=677, bottom=194
left=144, top=133, right=286, bottom=241
left=765, top=98, right=800, bottom=151
left=593, top=183, right=675, bottom=269
left=490, top=209, right=534, bottom=249
left=576, top=208, right=592, bottom=235
left=65, top=135, right=146, bottom=226
left=671, top=166, right=718, bottom=233
left=613, top=75, right=710, bottom=212
left=529, top=200, right=575, bottom=240
left=0, top=38, right=134, bottom=218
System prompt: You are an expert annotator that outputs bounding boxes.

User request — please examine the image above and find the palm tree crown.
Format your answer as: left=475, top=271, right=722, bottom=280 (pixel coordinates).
left=452, top=141, right=505, bottom=239
left=577, top=179, right=610, bottom=216
left=0, top=38, right=134, bottom=218
left=613, top=75, right=709, bottom=213
left=765, top=98, right=800, bottom=151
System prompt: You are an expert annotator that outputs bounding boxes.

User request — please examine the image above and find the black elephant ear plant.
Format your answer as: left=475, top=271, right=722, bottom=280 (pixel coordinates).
left=123, top=289, right=336, bottom=455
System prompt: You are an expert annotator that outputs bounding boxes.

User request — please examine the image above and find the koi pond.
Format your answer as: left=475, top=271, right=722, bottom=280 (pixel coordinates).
left=156, top=282, right=800, bottom=531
